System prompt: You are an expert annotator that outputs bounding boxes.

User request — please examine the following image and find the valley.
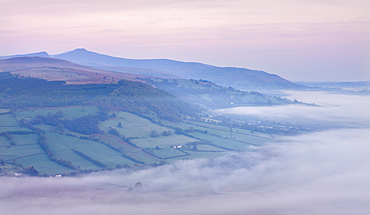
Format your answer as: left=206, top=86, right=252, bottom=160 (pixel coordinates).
left=0, top=50, right=356, bottom=177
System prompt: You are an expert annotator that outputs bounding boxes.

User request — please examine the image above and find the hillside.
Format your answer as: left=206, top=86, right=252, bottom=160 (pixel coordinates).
left=142, top=78, right=300, bottom=108
left=0, top=57, right=145, bottom=84
left=0, top=55, right=312, bottom=177
left=53, top=48, right=307, bottom=90
left=0, top=73, right=278, bottom=176
left=0, top=72, right=197, bottom=121
left=0, top=56, right=302, bottom=109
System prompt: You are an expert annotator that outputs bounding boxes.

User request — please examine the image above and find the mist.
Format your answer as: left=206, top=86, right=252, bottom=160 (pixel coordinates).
left=216, top=91, right=370, bottom=127
left=1, top=91, right=369, bottom=215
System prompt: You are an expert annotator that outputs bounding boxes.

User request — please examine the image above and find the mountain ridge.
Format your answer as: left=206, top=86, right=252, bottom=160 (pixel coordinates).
left=52, top=48, right=306, bottom=90
left=1, top=48, right=307, bottom=90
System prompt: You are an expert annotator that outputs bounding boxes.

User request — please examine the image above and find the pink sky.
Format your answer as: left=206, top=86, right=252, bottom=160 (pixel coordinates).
left=1, top=0, right=369, bottom=81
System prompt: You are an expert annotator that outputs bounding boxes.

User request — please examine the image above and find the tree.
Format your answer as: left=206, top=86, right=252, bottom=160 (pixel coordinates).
left=97, top=111, right=109, bottom=121
left=34, top=118, right=44, bottom=125
left=18, top=118, right=26, bottom=126
left=117, top=122, right=122, bottom=128
left=185, top=126, right=194, bottom=133
left=56, top=123, right=65, bottom=133
left=135, top=181, right=142, bottom=189
left=54, top=110, right=63, bottom=118
left=162, top=130, right=172, bottom=136
left=150, top=130, right=159, bottom=137
left=109, top=127, right=120, bottom=137
left=24, top=165, right=39, bottom=176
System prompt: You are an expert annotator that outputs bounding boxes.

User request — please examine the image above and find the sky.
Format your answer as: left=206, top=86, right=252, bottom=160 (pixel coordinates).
left=1, top=0, right=369, bottom=81
left=1, top=91, right=370, bottom=215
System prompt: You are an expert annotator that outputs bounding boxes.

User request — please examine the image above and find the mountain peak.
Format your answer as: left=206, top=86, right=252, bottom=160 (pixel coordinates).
left=53, top=48, right=106, bottom=62
left=73, top=48, right=88, bottom=52
left=29, top=51, right=49, bottom=56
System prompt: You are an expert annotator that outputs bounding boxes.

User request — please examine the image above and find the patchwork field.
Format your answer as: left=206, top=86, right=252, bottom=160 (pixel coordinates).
left=0, top=107, right=273, bottom=176
left=16, top=154, right=71, bottom=175
left=99, top=112, right=172, bottom=138
left=45, top=133, right=137, bottom=169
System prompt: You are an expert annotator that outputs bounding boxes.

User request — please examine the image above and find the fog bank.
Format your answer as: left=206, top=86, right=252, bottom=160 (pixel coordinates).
left=216, top=91, right=370, bottom=127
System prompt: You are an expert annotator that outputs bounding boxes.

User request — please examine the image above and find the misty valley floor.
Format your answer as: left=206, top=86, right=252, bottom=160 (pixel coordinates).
left=1, top=127, right=369, bottom=215
left=1, top=91, right=370, bottom=215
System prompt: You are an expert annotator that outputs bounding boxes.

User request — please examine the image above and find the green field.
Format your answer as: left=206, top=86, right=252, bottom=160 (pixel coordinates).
left=186, top=120, right=271, bottom=138
left=151, top=148, right=188, bottom=159
left=12, top=134, right=38, bottom=145
left=99, top=112, right=172, bottom=138
left=189, top=132, right=250, bottom=151
left=130, top=134, right=197, bottom=148
left=0, top=107, right=275, bottom=176
left=1, top=144, right=44, bottom=161
left=152, top=118, right=271, bottom=145
left=0, top=136, right=9, bottom=146
left=16, top=154, right=71, bottom=175
left=98, top=135, right=160, bottom=164
left=15, top=106, right=100, bottom=120
left=178, top=150, right=227, bottom=160
left=34, top=124, right=91, bottom=138
left=0, top=114, right=18, bottom=126
left=45, top=133, right=137, bottom=169
left=193, top=144, right=225, bottom=151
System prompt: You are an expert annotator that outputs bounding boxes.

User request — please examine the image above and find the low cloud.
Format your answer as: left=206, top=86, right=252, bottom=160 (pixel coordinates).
left=1, top=91, right=369, bottom=215
left=216, top=91, right=370, bottom=127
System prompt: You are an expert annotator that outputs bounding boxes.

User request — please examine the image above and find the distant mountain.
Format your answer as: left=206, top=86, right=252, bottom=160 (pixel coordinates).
left=0, top=51, right=50, bottom=59
left=297, top=81, right=370, bottom=90
left=53, top=48, right=307, bottom=90
left=296, top=81, right=370, bottom=95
